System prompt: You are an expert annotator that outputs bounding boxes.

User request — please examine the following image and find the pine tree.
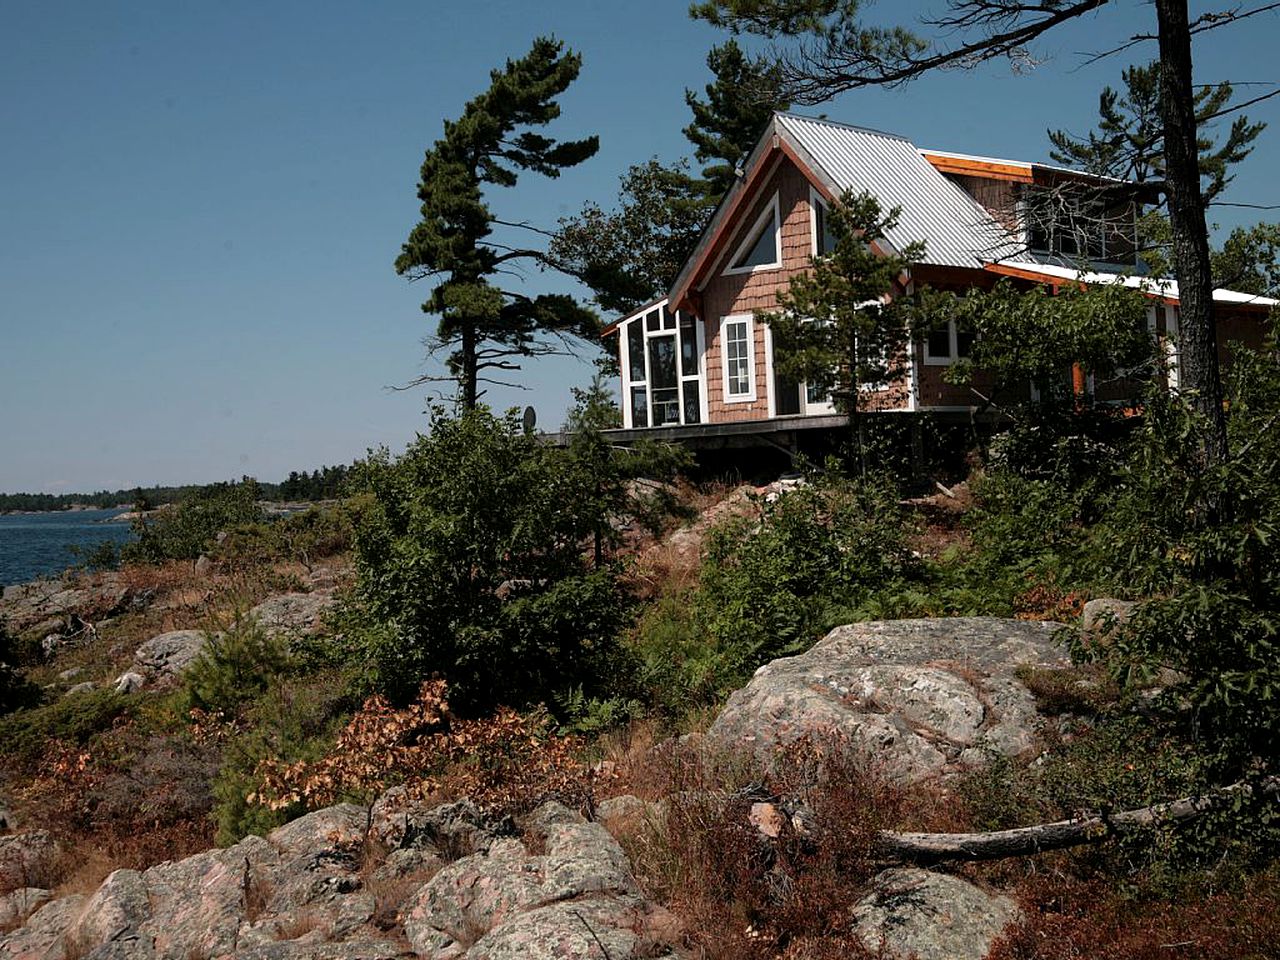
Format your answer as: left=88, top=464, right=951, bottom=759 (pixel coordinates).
left=1048, top=62, right=1265, bottom=204
left=684, top=40, right=791, bottom=197
left=395, top=37, right=601, bottom=408
left=553, top=38, right=790, bottom=314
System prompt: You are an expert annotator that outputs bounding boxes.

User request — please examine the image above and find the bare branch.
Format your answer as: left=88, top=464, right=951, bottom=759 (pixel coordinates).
left=878, top=776, right=1279, bottom=864
left=778, top=0, right=1109, bottom=103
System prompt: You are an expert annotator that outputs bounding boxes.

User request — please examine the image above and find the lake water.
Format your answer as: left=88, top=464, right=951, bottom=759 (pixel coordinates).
left=0, top=510, right=135, bottom=587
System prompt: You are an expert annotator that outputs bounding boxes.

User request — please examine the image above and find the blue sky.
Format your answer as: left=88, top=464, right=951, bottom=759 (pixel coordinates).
left=1, top=1, right=1276, bottom=493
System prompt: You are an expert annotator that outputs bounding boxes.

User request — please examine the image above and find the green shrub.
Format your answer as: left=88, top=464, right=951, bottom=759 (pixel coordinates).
left=695, top=472, right=917, bottom=682
left=213, top=503, right=353, bottom=572
left=210, top=669, right=356, bottom=844
left=1079, top=339, right=1280, bottom=795
left=123, top=478, right=266, bottom=563
left=347, top=407, right=632, bottom=714
left=0, top=686, right=131, bottom=769
left=0, top=619, right=40, bottom=716
left=183, top=618, right=294, bottom=715
left=628, top=471, right=920, bottom=714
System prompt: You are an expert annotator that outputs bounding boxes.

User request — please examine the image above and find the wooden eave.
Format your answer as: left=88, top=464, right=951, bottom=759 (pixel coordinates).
left=920, top=152, right=1034, bottom=184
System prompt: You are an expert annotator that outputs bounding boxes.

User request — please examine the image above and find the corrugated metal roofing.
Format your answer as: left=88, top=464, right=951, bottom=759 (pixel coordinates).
left=777, top=113, right=1026, bottom=269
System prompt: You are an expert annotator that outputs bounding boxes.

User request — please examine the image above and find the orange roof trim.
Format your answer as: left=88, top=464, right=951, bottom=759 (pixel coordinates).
left=919, top=152, right=1034, bottom=184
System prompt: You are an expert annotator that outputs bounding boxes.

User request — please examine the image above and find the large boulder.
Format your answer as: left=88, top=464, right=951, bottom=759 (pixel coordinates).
left=0, top=832, right=58, bottom=894
left=402, top=801, right=677, bottom=959
left=248, top=593, right=335, bottom=639
left=707, top=618, right=1069, bottom=782
left=852, top=868, right=1021, bottom=960
left=133, top=630, right=208, bottom=681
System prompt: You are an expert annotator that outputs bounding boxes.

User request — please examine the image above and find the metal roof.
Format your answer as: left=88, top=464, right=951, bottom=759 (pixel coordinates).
left=776, top=113, right=1027, bottom=269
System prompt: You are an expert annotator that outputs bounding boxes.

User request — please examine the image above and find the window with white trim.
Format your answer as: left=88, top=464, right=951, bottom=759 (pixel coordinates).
left=721, top=316, right=756, bottom=401
left=617, top=302, right=706, bottom=428
left=923, top=319, right=974, bottom=365
left=810, top=188, right=838, bottom=257
left=725, top=195, right=781, bottom=274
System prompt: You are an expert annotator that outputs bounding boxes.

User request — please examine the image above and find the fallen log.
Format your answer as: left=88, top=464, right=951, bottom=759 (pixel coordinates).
left=878, top=776, right=1278, bottom=865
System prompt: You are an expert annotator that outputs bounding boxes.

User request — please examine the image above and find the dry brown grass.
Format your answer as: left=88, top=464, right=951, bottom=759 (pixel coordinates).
left=608, top=735, right=918, bottom=960
left=990, top=869, right=1280, bottom=960
left=623, top=483, right=759, bottom=601
left=271, top=907, right=332, bottom=942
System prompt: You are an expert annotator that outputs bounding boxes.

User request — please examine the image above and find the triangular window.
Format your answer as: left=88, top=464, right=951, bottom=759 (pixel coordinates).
left=725, top=196, right=781, bottom=274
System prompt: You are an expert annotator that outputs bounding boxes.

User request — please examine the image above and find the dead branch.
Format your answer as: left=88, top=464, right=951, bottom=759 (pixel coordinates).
left=877, top=776, right=1278, bottom=865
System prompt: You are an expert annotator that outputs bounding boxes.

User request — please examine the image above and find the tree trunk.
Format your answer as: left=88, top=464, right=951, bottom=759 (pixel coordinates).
left=1155, top=0, right=1228, bottom=466
left=461, top=323, right=478, bottom=410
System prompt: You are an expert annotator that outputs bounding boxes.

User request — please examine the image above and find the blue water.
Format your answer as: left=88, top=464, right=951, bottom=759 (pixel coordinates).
left=0, top=510, right=135, bottom=586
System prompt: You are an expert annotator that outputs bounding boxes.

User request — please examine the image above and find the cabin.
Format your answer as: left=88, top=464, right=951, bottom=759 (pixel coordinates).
left=602, top=114, right=1277, bottom=454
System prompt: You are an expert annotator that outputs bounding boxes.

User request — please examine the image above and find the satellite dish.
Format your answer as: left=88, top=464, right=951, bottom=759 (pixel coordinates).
left=522, top=406, right=537, bottom=435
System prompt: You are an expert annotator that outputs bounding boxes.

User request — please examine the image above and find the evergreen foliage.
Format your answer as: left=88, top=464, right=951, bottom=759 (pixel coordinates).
left=1047, top=62, right=1266, bottom=204
left=683, top=39, right=790, bottom=196
left=183, top=619, right=294, bottom=716
left=0, top=619, right=40, bottom=716
left=1088, top=340, right=1280, bottom=789
left=347, top=407, right=637, bottom=713
left=395, top=37, right=600, bottom=407
left=550, top=160, right=716, bottom=314
left=764, top=190, right=923, bottom=406
left=552, top=38, right=789, bottom=313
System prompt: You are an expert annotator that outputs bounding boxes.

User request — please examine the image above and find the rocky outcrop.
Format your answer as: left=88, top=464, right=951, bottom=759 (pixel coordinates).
left=0, top=832, right=58, bottom=894
left=0, top=797, right=683, bottom=960
left=852, top=867, right=1021, bottom=960
left=132, top=630, right=209, bottom=682
left=402, top=802, right=671, bottom=959
left=0, top=575, right=142, bottom=634
left=248, top=593, right=335, bottom=639
left=0, top=889, right=49, bottom=932
left=707, top=618, right=1069, bottom=782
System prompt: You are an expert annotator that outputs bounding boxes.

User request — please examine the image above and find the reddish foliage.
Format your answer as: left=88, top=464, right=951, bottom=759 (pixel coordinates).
left=991, top=872, right=1280, bottom=960
left=1014, top=577, right=1085, bottom=622
left=252, top=680, right=590, bottom=815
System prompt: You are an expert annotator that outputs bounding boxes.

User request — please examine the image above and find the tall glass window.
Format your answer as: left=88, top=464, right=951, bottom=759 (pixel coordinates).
left=724, top=319, right=752, bottom=398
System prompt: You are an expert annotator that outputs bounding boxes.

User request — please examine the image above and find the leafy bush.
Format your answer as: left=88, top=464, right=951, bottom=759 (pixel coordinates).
left=1084, top=340, right=1280, bottom=790
left=629, top=472, right=919, bottom=713
left=695, top=472, right=917, bottom=681
left=123, top=478, right=266, bottom=563
left=213, top=503, right=353, bottom=573
left=183, top=617, right=294, bottom=715
left=347, top=407, right=632, bottom=714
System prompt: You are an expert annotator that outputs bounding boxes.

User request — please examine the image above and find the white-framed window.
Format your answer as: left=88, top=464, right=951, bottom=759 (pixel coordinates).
left=720, top=315, right=756, bottom=401
left=617, top=301, right=706, bottom=428
left=724, top=194, right=782, bottom=275
left=810, top=187, right=838, bottom=258
left=923, top=319, right=974, bottom=366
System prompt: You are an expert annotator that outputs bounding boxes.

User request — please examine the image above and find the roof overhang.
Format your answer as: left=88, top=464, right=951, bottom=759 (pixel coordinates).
left=984, top=261, right=1279, bottom=311
left=921, top=149, right=1161, bottom=204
